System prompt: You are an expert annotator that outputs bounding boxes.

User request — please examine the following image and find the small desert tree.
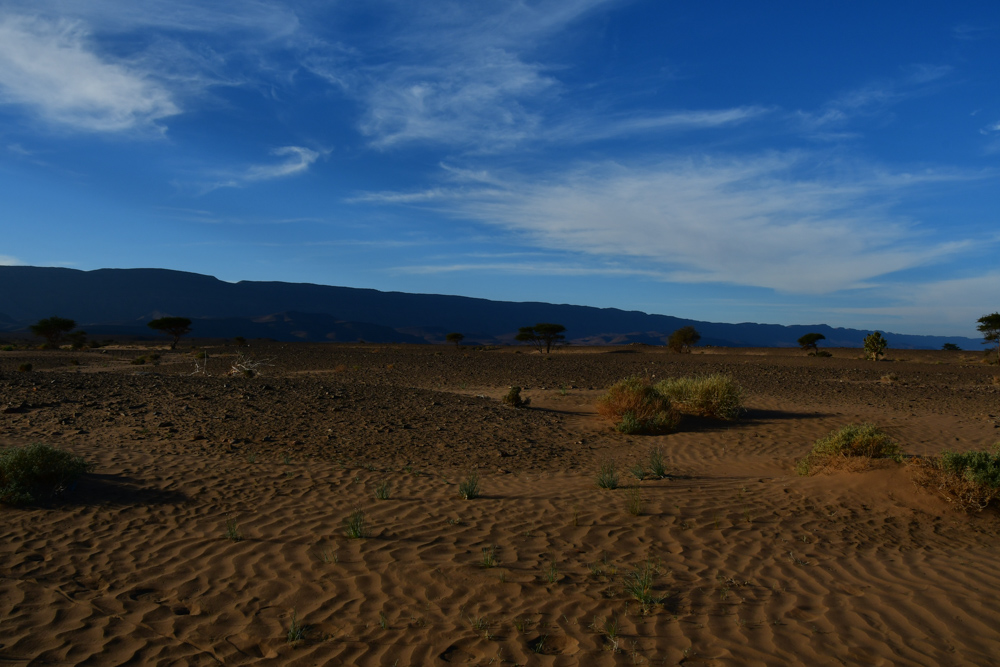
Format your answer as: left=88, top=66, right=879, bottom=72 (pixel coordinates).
left=978, top=313, right=1000, bottom=365
left=148, top=316, right=192, bottom=350
left=667, top=326, right=700, bottom=353
left=515, top=323, right=566, bottom=354
left=445, top=332, right=465, bottom=349
left=798, top=333, right=825, bottom=354
left=941, top=343, right=961, bottom=351
left=863, top=331, right=888, bottom=361
left=29, top=316, right=76, bottom=349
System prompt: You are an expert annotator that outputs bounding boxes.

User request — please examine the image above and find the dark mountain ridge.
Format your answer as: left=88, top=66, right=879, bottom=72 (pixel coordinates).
left=0, top=266, right=980, bottom=350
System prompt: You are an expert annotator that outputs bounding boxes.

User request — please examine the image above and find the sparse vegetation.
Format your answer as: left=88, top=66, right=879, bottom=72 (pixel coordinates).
left=625, top=485, right=643, bottom=515
left=621, top=560, right=664, bottom=614
left=797, top=423, right=901, bottom=475
left=286, top=610, right=308, bottom=643
left=480, top=544, right=499, bottom=568
left=345, top=508, right=369, bottom=539
left=0, top=443, right=89, bottom=506
left=515, top=323, right=566, bottom=354
left=667, top=326, right=700, bottom=353
left=941, top=342, right=961, bottom=351
left=374, top=479, right=391, bottom=500
left=458, top=472, right=480, bottom=499
left=148, top=316, right=192, bottom=350
left=864, top=331, right=888, bottom=361
left=912, top=446, right=1000, bottom=512
left=224, top=515, right=244, bottom=542
left=596, top=460, right=619, bottom=489
left=502, top=386, right=529, bottom=408
left=655, top=373, right=744, bottom=420
left=648, top=446, right=668, bottom=479
left=596, top=376, right=678, bottom=434
left=16, top=362, right=32, bottom=373
left=977, top=313, right=1000, bottom=365
left=446, top=332, right=464, bottom=349
left=798, top=333, right=826, bottom=354
left=29, top=316, right=77, bottom=349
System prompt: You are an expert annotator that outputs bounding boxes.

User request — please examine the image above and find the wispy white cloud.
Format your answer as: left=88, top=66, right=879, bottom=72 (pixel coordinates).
left=200, top=146, right=322, bottom=191
left=0, top=255, right=23, bottom=266
left=0, top=15, right=180, bottom=132
left=797, top=65, right=952, bottom=135
left=358, top=154, right=986, bottom=294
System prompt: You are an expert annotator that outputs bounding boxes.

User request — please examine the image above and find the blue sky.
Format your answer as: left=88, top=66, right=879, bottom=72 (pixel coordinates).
left=0, top=1, right=998, bottom=336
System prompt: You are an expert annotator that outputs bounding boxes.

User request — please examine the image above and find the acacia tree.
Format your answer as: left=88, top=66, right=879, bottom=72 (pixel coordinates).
left=515, top=323, right=566, bottom=354
left=977, top=312, right=1000, bottom=365
left=445, top=332, right=465, bottom=349
left=667, top=326, right=700, bottom=353
left=798, top=333, right=826, bottom=354
left=863, top=331, right=888, bottom=361
left=29, top=316, right=76, bottom=348
left=148, top=317, right=192, bottom=350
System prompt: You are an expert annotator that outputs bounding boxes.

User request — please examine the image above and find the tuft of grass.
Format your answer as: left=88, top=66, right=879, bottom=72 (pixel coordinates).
left=880, top=372, right=899, bottom=384
left=625, top=485, right=643, bottom=516
left=648, top=446, right=668, bottom=479
left=622, top=560, right=664, bottom=614
left=458, top=472, right=480, bottom=499
left=16, top=362, right=32, bottom=373
left=596, top=377, right=678, bottom=434
left=344, top=508, right=369, bottom=539
left=286, top=609, right=308, bottom=643
left=224, top=515, right=244, bottom=542
left=596, top=460, right=619, bottom=489
left=655, top=374, right=744, bottom=421
left=480, top=544, right=499, bottom=568
left=0, top=443, right=89, bottom=506
left=629, top=462, right=647, bottom=481
left=544, top=561, right=558, bottom=583
left=797, top=423, right=901, bottom=475
left=374, top=479, right=391, bottom=500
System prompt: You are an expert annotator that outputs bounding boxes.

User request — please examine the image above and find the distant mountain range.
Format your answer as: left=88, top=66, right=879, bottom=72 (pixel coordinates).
left=0, top=266, right=981, bottom=350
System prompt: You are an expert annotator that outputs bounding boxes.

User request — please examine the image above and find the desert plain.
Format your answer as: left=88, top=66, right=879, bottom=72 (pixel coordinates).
left=2, top=342, right=1000, bottom=666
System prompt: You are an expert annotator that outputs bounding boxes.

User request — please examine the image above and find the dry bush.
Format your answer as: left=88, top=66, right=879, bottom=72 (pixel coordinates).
left=797, top=423, right=901, bottom=475
left=596, top=377, right=678, bottom=434
left=655, top=374, right=744, bottom=420
left=502, top=386, right=529, bottom=408
left=0, top=443, right=90, bottom=506
left=910, top=455, right=1000, bottom=512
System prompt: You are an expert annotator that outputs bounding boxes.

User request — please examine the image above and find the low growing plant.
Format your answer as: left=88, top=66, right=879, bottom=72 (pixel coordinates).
left=655, top=374, right=744, bottom=420
left=648, top=446, right=668, bottom=479
left=622, top=560, right=664, bottom=614
left=345, top=508, right=369, bottom=539
left=502, top=386, right=529, bottom=408
left=796, top=423, right=901, bottom=475
left=596, top=460, right=619, bottom=489
left=596, top=377, right=678, bottom=434
left=16, top=363, right=32, bottom=373
left=374, top=479, right=391, bottom=500
left=286, top=609, right=308, bottom=643
left=0, top=443, right=89, bottom=506
left=912, top=447, right=1000, bottom=512
left=458, top=472, right=480, bottom=499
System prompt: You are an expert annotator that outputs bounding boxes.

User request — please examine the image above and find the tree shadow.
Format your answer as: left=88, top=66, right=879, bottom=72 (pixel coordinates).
left=742, top=408, right=833, bottom=421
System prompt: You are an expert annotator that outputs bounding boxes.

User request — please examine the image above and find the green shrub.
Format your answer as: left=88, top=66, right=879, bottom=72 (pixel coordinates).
left=596, top=377, right=678, bottom=434
left=655, top=374, right=744, bottom=420
left=16, top=363, right=32, bottom=373
left=0, top=443, right=90, bottom=506
left=1, top=345, right=14, bottom=351
left=458, top=472, right=480, bottom=499
left=911, top=446, right=1000, bottom=512
left=797, top=423, right=901, bottom=475
left=502, top=386, right=529, bottom=408
left=941, top=449, right=1000, bottom=489
left=596, top=461, right=619, bottom=489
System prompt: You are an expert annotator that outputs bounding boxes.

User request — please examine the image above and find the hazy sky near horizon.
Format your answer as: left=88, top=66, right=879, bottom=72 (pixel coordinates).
left=1, top=1, right=998, bottom=337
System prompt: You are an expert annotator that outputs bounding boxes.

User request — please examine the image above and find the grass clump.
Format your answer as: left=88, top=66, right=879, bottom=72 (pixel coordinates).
left=596, top=377, right=678, bottom=434
left=458, top=472, right=480, bottom=499
left=16, top=363, right=32, bottom=373
left=0, top=443, right=89, bottom=506
left=655, top=374, right=744, bottom=420
left=374, top=479, right=391, bottom=500
left=621, top=560, right=664, bottom=614
left=344, top=508, right=369, bottom=539
left=648, top=446, right=668, bottom=479
left=596, top=460, right=619, bottom=489
left=224, top=515, right=244, bottom=542
left=913, top=446, right=1000, bottom=512
left=796, top=423, right=901, bottom=475
left=480, top=544, right=499, bottom=568
left=625, top=485, right=643, bottom=515
left=286, top=609, right=308, bottom=643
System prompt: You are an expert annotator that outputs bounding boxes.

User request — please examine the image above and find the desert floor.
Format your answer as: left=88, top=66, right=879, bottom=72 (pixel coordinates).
left=2, top=342, right=1000, bottom=666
